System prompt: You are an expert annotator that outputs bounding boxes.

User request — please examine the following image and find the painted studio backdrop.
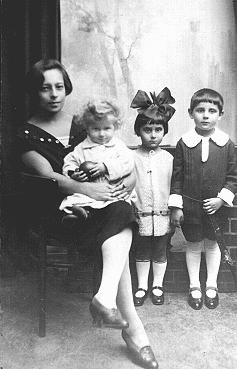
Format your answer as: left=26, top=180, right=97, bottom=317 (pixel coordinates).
left=61, top=0, right=237, bottom=146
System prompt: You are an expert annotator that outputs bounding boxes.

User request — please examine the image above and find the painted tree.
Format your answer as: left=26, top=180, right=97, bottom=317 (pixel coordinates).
left=63, top=0, right=142, bottom=102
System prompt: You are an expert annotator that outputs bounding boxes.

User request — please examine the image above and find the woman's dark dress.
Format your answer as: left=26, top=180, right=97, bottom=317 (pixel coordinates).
left=17, top=120, right=136, bottom=254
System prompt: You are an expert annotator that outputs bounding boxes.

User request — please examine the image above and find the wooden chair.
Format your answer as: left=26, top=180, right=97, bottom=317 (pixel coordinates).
left=18, top=172, right=98, bottom=337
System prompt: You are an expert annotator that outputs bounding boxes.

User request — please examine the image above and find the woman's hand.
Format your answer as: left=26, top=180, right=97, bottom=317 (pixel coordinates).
left=170, top=208, right=184, bottom=228
left=113, top=171, right=136, bottom=198
left=82, top=182, right=115, bottom=201
left=203, top=197, right=224, bottom=215
left=75, top=179, right=130, bottom=201
left=109, top=171, right=136, bottom=200
left=110, top=182, right=130, bottom=200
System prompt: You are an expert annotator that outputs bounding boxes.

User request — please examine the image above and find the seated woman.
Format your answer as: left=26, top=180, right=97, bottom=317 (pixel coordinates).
left=17, top=59, right=158, bottom=369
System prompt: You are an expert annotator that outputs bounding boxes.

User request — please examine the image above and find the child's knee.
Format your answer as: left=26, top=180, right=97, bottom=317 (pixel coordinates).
left=152, top=256, right=167, bottom=263
left=186, top=240, right=203, bottom=253
left=204, top=239, right=219, bottom=252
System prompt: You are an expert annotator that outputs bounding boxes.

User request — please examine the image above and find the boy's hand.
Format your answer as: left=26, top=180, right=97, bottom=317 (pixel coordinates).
left=71, top=170, right=88, bottom=182
left=89, top=162, right=107, bottom=179
left=203, top=197, right=224, bottom=215
left=170, top=208, right=184, bottom=228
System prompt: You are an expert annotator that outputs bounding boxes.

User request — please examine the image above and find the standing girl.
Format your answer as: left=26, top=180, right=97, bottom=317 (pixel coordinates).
left=169, top=88, right=237, bottom=310
left=131, top=88, right=175, bottom=306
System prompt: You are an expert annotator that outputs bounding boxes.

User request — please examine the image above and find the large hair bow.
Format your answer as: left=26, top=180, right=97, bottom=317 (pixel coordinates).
left=130, top=87, right=175, bottom=122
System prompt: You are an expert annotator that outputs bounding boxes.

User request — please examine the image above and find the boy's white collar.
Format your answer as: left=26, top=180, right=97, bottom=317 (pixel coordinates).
left=182, top=128, right=229, bottom=148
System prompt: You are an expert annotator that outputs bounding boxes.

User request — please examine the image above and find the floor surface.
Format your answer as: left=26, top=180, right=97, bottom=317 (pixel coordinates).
left=0, top=271, right=237, bottom=369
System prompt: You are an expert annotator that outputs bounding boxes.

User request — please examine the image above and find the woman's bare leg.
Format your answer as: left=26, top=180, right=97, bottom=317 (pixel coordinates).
left=95, top=228, right=132, bottom=308
left=117, top=259, right=150, bottom=347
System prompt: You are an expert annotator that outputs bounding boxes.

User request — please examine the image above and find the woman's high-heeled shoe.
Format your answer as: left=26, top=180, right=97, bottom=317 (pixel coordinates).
left=122, top=329, right=159, bottom=369
left=89, top=297, right=129, bottom=329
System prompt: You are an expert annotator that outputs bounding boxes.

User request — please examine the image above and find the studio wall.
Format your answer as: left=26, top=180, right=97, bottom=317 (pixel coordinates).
left=61, top=0, right=237, bottom=146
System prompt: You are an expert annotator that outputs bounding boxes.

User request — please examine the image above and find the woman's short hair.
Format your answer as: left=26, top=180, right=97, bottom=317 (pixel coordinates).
left=134, top=114, right=168, bottom=136
left=189, top=88, right=224, bottom=114
left=25, top=59, right=73, bottom=98
left=81, top=100, right=122, bottom=130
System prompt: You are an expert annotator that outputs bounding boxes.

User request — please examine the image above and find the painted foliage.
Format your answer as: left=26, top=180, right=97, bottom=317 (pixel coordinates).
left=62, top=0, right=237, bottom=145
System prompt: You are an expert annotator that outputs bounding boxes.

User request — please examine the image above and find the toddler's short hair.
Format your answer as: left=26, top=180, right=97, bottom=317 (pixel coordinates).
left=189, top=88, right=224, bottom=114
left=134, top=114, right=168, bottom=136
left=81, top=100, right=122, bottom=129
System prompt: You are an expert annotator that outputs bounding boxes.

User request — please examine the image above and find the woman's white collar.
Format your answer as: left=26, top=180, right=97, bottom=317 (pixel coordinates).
left=182, top=128, right=229, bottom=148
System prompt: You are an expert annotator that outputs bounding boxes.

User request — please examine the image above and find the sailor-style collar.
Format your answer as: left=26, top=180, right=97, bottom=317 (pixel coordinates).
left=182, top=128, right=229, bottom=148
left=81, top=136, right=117, bottom=149
left=182, top=128, right=229, bottom=162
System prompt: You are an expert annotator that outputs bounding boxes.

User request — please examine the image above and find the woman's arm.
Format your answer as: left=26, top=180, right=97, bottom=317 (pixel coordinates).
left=21, top=150, right=115, bottom=201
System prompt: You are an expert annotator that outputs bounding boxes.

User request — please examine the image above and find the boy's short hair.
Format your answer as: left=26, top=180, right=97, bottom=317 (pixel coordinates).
left=134, top=114, right=168, bottom=136
left=189, top=88, right=224, bottom=114
left=82, top=100, right=122, bottom=130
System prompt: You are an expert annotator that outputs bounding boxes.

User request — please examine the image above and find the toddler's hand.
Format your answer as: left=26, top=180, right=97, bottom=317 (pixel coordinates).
left=71, top=170, right=88, bottom=182
left=170, top=208, right=184, bottom=228
left=203, top=197, right=224, bottom=215
left=89, top=162, right=107, bottom=179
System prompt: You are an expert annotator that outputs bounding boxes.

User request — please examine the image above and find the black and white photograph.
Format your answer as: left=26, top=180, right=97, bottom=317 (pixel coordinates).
left=1, top=1, right=237, bottom=368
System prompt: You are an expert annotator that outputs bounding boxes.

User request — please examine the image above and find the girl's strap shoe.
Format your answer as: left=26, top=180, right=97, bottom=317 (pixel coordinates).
left=133, top=288, right=148, bottom=307
left=150, top=286, right=164, bottom=305
left=205, top=287, right=219, bottom=309
left=188, top=287, right=203, bottom=310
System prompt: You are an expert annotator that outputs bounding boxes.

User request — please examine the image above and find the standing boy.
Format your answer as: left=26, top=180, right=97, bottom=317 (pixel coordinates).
left=169, top=88, right=237, bottom=310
